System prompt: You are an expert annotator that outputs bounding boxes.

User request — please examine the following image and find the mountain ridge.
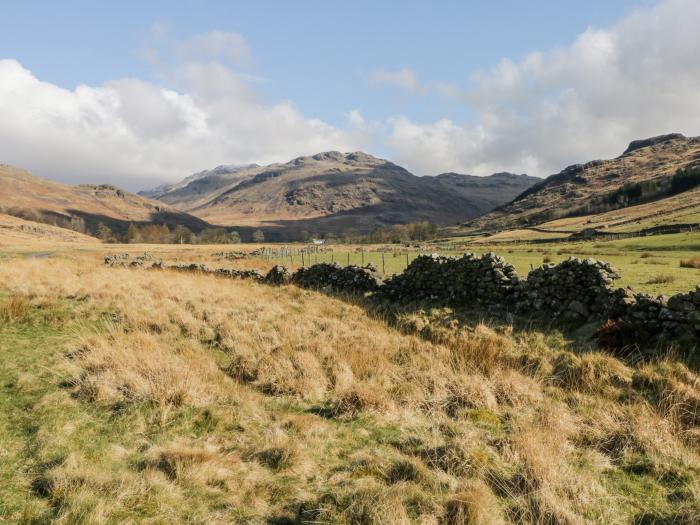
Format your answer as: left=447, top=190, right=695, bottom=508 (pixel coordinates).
left=0, top=164, right=210, bottom=237
left=461, top=133, right=700, bottom=233
left=141, top=152, right=540, bottom=235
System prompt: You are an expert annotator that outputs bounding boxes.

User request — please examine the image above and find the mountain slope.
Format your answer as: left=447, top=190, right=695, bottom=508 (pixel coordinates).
left=0, top=213, right=97, bottom=244
left=462, top=133, right=700, bottom=233
left=139, top=164, right=259, bottom=201
left=144, top=152, right=539, bottom=234
left=0, top=164, right=210, bottom=236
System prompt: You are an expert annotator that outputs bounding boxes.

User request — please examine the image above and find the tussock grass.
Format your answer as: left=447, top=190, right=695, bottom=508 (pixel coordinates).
left=680, top=257, right=700, bottom=268
left=645, top=274, right=677, bottom=284
left=0, top=254, right=699, bottom=523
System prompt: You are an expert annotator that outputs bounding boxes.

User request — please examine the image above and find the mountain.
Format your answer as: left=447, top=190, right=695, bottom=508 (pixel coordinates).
left=462, top=133, right=700, bottom=233
left=0, top=164, right=210, bottom=237
left=142, top=152, right=540, bottom=235
left=139, top=164, right=259, bottom=200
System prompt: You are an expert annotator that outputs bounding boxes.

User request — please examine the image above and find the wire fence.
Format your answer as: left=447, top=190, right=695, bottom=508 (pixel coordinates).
left=257, top=246, right=466, bottom=276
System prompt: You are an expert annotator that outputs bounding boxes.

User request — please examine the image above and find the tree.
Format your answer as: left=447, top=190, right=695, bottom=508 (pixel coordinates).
left=199, top=227, right=230, bottom=244
left=228, top=230, right=241, bottom=243
left=96, top=222, right=114, bottom=242
left=126, top=223, right=142, bottom=243
left=70, top=216, right=87, bottom=233
left=251, top=229, right=265, bottom=243
left=172, top=225, right=194, bottom=244
left=408, top=221, right=438, bottom=241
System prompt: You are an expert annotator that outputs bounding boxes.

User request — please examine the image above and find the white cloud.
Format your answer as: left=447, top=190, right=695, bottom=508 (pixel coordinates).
left=177, top=30, right=251, bottom=66
left=2, top=1, right=700, bottom=190
left=369, top=68, right=422, bottom=93
left=0, top=43, right=358, bottom=189
left=383, top=0, right=700, bottom=176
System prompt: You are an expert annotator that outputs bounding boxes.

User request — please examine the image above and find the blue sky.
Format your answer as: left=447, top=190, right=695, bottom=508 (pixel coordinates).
left=1, top=0, right=698, bottom=189
left=3, top=1, right=646, bottom=125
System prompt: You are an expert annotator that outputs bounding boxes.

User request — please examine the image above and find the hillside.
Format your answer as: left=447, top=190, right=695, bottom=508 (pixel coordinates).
left=0, top=213, right=97, bottom=245
left=0, top=164, right=210, bottom=236
left=139, top=164, right=259, bottom=201
left=2, top=251, right=699, bottom=523
left=142, top=152, right=539, bottom=234
left=462, top=133, right=700, bottom=234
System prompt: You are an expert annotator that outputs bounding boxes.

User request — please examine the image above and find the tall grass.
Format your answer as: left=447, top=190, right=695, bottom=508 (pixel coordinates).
left=0, top=255, right=698, bottom=523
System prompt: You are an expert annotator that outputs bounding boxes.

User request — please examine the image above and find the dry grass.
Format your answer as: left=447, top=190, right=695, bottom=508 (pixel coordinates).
left=680, top=257, right=700, bottom=269
left=645, top=274, right=677, bottom=284
left=0, top=252, right=699, bottom=523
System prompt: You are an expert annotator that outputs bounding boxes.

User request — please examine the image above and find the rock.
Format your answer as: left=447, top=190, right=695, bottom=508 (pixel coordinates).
left=263, top=265, right=292, bottom=286
left=568, top=300, right=589, bottom=317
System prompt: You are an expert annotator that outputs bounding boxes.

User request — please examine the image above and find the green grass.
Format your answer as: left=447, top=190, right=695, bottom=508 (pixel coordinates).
left=1, top=257, right=699, bottom=523
left=261, top=232, right=700, bottom=296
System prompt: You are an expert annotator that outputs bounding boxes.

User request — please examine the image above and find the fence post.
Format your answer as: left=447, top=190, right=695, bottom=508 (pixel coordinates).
left=347, top=252, right=350, bottom=266
left=302, top=252, right=305, bottom=267
left=406, top=252, right=409, bottom=269
left=382, top=252, right=385, bottom=274
left=361, top=249, right=364, bottom=266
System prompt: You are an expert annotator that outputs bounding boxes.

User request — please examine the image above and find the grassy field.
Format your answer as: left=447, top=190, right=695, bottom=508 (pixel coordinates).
left=1, top=245, right=700, bottom=524
left=250, top=232, right=700, bottom=296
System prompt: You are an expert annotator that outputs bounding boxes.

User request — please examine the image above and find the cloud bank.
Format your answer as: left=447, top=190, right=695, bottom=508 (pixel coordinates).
left=385, top=0, right=700, bottom=176
left=1, top=0, right=699, bottom=190
left=0, top=31, right=359, bottom=189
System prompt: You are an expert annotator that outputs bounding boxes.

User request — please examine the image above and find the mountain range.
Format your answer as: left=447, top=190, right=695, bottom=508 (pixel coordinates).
left=4, top=133, right=698, bottom=243
left=139, top=151, right=539, bottom=237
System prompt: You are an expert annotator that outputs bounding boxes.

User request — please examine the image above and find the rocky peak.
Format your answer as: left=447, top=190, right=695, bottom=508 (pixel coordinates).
left=622, top=133, right=686, bottom=156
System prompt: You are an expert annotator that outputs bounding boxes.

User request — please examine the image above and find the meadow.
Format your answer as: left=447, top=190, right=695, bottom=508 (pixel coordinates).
left=253, top=232, right=700, bottom=296
left=1, top=240, right=699, bottom=524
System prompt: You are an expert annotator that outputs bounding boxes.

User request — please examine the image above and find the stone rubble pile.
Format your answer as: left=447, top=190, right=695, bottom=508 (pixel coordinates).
left=378, top=253, right=519, bottom=306
left=104, top=252, right=159, bottom=268
left=214, top=251, right=248, bottom=261
left=104, top=253, right=130, bottom=266
left=291, top=263, right=381, bottom=293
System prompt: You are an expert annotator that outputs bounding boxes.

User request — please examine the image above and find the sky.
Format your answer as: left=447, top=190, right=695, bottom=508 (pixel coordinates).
left=1, top=0, right=699, bottom=190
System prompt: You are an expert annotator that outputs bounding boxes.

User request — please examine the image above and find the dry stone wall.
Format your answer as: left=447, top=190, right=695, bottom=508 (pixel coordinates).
left=378, top=253, right=519, bottom=307
left=291, top=263, right=381, bottom=293
left=514, top=258, right=620, bottom=321
left=105, top=252, right=700, bottom=341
